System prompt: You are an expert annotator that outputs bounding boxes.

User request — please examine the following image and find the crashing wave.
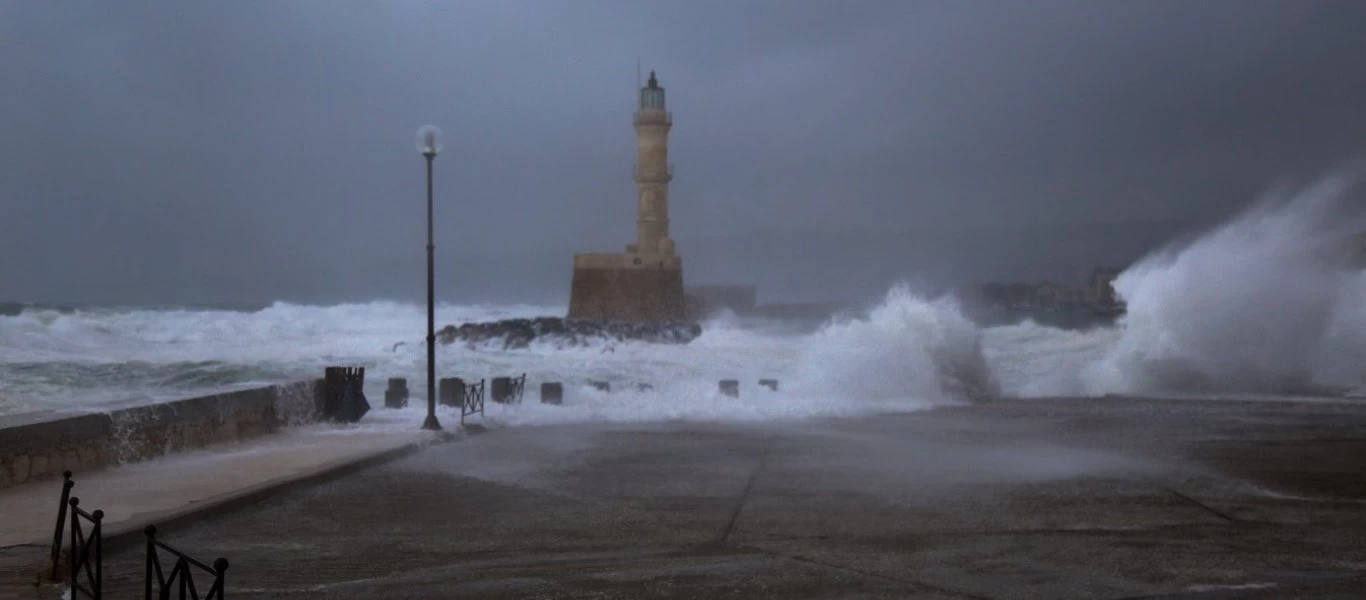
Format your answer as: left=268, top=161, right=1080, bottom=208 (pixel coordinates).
left=794, top=283, right=999, bottom=405
left=1085, top=172, right=1366, bottom=395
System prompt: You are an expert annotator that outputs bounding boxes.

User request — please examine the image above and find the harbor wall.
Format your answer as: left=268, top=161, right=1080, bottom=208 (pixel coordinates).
left=0, top=381, right=323, bottom=490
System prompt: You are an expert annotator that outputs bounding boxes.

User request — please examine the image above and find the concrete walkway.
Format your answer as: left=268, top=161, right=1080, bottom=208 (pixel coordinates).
left=0, top=418, right=443, bottom=593
left=78, top=396, right=1366, bottom=599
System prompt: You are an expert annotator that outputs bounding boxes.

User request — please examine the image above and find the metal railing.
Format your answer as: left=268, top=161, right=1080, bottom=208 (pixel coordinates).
left=503, top=374, right=527, bottom=404
left=145, top=525, right=228, bottom=600
left=49, top=471, right=75, bottom=580
left=489, top=374, right=527, bottom=405
left=460, top=378, right=485, bottom=425
left=68, top=497, right=103, bottom=599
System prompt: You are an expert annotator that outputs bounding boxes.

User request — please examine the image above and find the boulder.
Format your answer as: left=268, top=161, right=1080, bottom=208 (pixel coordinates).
left=436, top=317, right=702, bottom=350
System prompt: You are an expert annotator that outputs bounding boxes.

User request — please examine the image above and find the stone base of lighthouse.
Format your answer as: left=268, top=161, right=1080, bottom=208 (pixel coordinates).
left=567, top=253, right=685, bottom=323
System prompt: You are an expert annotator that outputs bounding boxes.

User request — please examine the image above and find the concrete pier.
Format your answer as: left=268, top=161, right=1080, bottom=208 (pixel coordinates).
left=0, top=421, right=432, bottom=594
left=73, top=395, right=1366, bottom=598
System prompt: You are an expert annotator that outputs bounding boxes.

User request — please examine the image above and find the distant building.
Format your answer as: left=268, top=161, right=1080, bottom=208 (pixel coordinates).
left=567, top=71, right=685, bottom=323
left=966, top=266, right=1124, bottom=314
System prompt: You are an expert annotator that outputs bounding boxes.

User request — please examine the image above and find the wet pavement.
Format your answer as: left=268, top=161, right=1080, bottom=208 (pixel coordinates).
left=89, top=396, right=1366, bottom=599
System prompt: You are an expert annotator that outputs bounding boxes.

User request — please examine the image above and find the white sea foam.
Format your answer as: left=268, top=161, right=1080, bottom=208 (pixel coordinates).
left=481, top=284, right=993, bottom=426
left=0, top=285, right=990, bottom=424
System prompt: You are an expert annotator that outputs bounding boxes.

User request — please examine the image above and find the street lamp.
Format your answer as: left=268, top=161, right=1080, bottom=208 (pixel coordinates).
left=416, top=124, right=444, bottom=431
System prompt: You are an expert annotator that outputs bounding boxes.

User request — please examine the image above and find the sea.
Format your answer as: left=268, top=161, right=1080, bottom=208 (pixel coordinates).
left=3, top=175, right=1365, bottom=425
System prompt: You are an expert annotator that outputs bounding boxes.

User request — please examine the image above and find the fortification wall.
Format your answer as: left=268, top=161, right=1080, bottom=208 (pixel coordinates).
left=568, top=261, right=686, bottom=322
left=0, top=381, right=323, bottom=490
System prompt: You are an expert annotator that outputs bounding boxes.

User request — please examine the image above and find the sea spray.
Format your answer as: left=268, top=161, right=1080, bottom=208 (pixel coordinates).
left=793, top=283, right=998, bottom=404
left=1086, top=172, right=1366, bottom=395
left=980, top=319, right=1119, bottom=397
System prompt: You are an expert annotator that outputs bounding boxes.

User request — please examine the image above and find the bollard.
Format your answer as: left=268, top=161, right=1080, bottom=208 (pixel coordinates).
left=385, top=377, right=409, bottom=409
left=541, top=382, right=564, bottom=405
left=719, top=379, right=739, bottom=397
left=589, top=380, right=611, bottom=393
left=758, top=379, right=779, bottom=391
left=491, top=376, right=513, bottom=404
left=439, top=377, right=464, bottom=408
left=636, top=383, right=654, bottom=392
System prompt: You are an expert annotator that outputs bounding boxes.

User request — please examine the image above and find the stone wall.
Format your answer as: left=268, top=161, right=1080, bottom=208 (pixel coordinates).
left=0, top=380, right=323, bottom=490
left=568, top=262, right=686, bottom=322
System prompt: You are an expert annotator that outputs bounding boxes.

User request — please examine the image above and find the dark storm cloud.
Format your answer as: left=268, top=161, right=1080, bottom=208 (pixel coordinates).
left=2, top=0, right=1365, bottom=304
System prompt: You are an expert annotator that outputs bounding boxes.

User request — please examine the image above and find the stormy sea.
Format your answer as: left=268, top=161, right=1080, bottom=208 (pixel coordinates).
left=3, top=176, right=1364, bottom=424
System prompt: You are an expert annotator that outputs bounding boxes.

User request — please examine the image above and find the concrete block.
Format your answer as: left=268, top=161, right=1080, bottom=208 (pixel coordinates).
left=719, top=380, right=739, bottom=398
left=439, top=378, right=465, bottom=408
left=759, top=379, right=779, bottom=391
left=636, top=383, right=654, bottom=391
left=541, top=382, right=564, bottom=405
left=385, top=378, right=409, bottom=409
left=589, top=380, right=611, bottom=393
left=491, top=377, right=513, bottom=404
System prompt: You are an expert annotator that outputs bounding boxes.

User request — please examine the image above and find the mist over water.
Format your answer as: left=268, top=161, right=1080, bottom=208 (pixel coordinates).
left=2, top=174, right=1363, bottom=421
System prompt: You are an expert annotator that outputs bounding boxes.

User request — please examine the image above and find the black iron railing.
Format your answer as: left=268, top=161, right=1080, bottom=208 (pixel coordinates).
left=68, top=497, right=103, bottom=599
left=49, top=470, right=75, bottom=580
left=490, top=374, right=527, bottom=405
left=506, top=373, right=526, bottom=404
left=145, top=525, right=228, bottom=600
left=461, top=378, right=485, bottom=425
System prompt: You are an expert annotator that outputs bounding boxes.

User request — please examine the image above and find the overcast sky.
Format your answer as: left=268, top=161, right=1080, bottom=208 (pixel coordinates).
left=2, top=0, right=1365, bottom=305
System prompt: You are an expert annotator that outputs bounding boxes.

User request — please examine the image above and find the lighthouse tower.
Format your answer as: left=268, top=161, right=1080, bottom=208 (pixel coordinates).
left=567, top=70, right=686, bottom=323
left=628, top=71, right=676, bottom=261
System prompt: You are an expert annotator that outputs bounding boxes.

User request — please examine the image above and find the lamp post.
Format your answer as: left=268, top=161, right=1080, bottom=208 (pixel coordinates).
left=416, top=124, right=444, bottom=431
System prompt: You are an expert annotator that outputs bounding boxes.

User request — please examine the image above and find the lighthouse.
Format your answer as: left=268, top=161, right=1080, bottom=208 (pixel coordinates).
left=628, top=71, right=676, bottom=260
left=567, top=70, right=686, bottom=323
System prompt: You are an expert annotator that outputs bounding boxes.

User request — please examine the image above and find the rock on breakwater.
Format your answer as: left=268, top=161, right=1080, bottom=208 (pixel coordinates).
left=436, top=317, right=702, bottom=350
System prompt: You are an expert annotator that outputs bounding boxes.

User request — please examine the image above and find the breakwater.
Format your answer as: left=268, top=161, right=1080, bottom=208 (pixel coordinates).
left=436, top=317, right=702, bottom=349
